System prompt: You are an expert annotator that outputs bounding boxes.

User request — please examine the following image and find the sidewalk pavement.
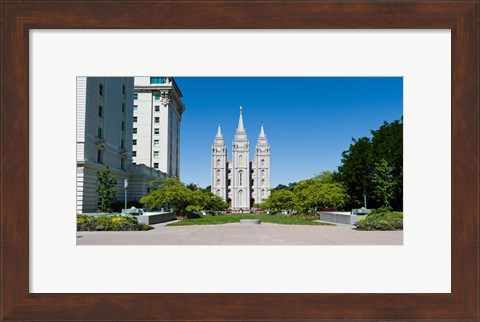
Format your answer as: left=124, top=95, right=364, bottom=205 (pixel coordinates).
left=77, top=221, right=403, bottom=245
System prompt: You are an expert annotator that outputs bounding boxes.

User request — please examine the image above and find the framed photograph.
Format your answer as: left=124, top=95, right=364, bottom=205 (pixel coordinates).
left=2, top=1, right=478, bottom=321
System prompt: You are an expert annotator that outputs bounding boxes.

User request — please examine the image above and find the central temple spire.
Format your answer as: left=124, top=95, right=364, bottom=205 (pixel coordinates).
left=259, top=122, right=266, bottom=138
left=216, top=121, right=223, bottom=138
left=236, top=105, right=245, bottom=133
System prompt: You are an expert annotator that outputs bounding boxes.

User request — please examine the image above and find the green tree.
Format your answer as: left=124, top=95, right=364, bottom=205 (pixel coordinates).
left=337, top=136, right=373, bottom=208
left=141, top=179, right=192, bottom=214
left=371, top=159, right=396, bottom=208
left=370, top=119, right=403, bottom=210
left=204, top=192, right=229, bottom=212
left=259, top=189, right=296, bottom=213
left=186, top=190, right=228, bottom=213
left=146, top=177, right=182, bottom=192
left=293, top=179, right=349, bottom=213
left=338, top=120, right=403, bottom=210
left=96, top=165, right=118, bottom=213
left=186, top=190, right=208, bottom=212
left=337, top=119, right=403, bottom=210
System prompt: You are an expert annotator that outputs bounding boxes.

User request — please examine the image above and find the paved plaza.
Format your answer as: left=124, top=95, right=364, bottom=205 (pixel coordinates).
left=77, top=221, right=403, bottom=245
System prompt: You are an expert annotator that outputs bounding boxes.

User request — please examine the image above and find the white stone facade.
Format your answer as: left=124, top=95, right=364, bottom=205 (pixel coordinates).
left=76, top=77, right=175, bottom=213
left=132, top=77, right=185, bottom=177
left=211, top=107, right=271, bottom=211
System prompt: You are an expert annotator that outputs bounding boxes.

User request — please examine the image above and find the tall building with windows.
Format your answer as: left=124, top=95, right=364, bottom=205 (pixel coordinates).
left=211, top=107, right=271, bottom=211
left=132, top=77, right=185, bottom=177
left=76, top=77, right=182, bottom=213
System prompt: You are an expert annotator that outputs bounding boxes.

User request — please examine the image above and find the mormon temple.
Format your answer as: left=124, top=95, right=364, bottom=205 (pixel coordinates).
left=211, top=107, right=271, bottom=211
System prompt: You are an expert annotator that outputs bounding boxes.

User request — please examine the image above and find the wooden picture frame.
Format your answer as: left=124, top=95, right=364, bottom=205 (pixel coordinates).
left=1, top=1, right=478, bottom=321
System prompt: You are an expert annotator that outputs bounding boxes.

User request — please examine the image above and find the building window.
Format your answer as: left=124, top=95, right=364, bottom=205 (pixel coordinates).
left=154, top=139, right=159, bottom=146
left=261, top=159, right=265, bottom=167
left=121, top=159, right=125, bottom=170
left=122, top=103, right=125, bottom=113
left=261, top=189, right=265, bottom=197
left=97, top=127, right=102, bottom=138
left=154, top=93, right=160, bottom=100
left=216, top=179, right=220, bottom=186
left=154, top=128, right=159, bottom=135
left=99, top=84, right=103, bottom=96
left=154, top=163, right=159, bottom=169
left=239, top=170, right=243, bottom=186
left=217, top=159, right=220, bottom=167
left=121, top=121, right=125, bottom=131
left=261, top=169, right=265, bottom=178
left=154, top=151, right=159, bottom=157
left=238, top=190, right=243, bottom=206
left=133, top=139, right=137, bottom=145
left=98, top=105, right=103, bottom=118
left=97, top=150, right=103, bottom=163
left=150, top=77, right=166, bottom=84
left=217, top=169, right=220, bottom=178
left=216, top=189, right=220, bottom=196
left=133, top=105, right=138, bottom=111
left=133, top=128, right=137, bottom=134
left=155, top=105, right=160, bottom=112
left=121, top=139, right=124, bottom=148
left=155, top=117, right=160, bottom=123
left=133, top=116, right=137, bottom=122
left=133, top=93, right=138, bottom=100
left=132, top=151, right=137, bottom=157
left=239, top=155, right=244, bottom=166
left=261, top=179, right=265, bottom=186
left=122, top=84, right=126, bottom=95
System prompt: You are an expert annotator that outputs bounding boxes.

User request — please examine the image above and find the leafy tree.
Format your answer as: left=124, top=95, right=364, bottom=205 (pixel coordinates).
left=371, top=159, right=396, bottom=208
left=292, top=179, right=317, bottom=213
left=185, top=190, right=227, bottom=212
left=259, top=189, right=296, bottom=213
left=337, top=137, right=373, bottom=208
left=186, top=190, right=208, bottom=212
left=370, top=120, right=403, bottom=210
left=140, top=180, right=191, bottom=214
left=96, top=165, right=118, bottom=213
left=293, top=179, right=349, bottom=213
left=146, top=177, right=182, bottom=192
left=204, top=192, right=229, bottom=212
left=142, top=179, right=228, bottom=215
left=337, top=119, right=403, bottom=210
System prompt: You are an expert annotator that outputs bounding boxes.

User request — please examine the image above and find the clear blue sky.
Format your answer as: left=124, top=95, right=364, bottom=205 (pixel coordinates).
left=175, top=77, right=403, bottom=188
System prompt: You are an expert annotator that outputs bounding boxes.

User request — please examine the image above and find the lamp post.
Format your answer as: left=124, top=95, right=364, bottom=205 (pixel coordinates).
left=124, top=179, right=128, bottom=212
left=363, top=183, right=367, bottom=209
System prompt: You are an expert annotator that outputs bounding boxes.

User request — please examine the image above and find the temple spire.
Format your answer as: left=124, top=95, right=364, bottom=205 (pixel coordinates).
left=236, top=106, right=245, bottom=133
left=259, top=122, right=266, bottom=138
left=216, top=121, right=223, bottom=138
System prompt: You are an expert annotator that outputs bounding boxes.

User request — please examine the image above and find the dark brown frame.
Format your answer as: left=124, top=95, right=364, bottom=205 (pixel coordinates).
left=1, top=1, right=478, bottom=321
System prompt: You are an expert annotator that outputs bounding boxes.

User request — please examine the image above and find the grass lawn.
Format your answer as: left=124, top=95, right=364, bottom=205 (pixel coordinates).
left=166, top=214, right=335, bottom=226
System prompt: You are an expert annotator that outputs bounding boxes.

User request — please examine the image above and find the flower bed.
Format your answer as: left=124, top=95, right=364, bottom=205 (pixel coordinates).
left=354, top=209, right=403, bottom=231
left=77, top=215, right=151, bottom=231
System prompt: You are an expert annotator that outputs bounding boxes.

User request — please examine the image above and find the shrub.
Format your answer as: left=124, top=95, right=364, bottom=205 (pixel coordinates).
left=77, top=215, right=151, bottom=231
left=354, top=208, right=403, bottom=231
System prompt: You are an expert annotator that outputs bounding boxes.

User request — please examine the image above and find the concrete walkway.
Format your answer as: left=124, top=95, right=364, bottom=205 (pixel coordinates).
left=77, top=221, right=403, bottom=245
